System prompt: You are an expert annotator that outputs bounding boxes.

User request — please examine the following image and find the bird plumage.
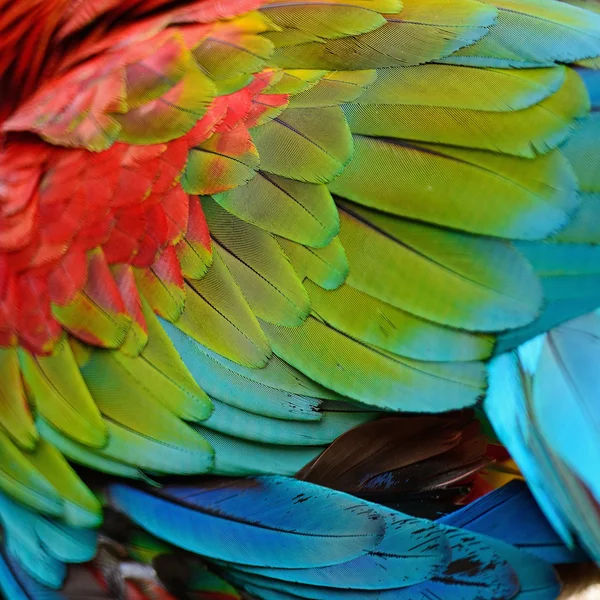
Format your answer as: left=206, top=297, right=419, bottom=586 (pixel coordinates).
left=1, top=0, right=600, bottom=597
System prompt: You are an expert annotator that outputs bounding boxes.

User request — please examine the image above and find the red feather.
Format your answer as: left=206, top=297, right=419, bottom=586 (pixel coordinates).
left=47, top=246, right=89, bottom=306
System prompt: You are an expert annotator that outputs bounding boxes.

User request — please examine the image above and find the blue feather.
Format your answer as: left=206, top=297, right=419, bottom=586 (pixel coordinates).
left=575, top=66, right=600, bottom=109
left=0, top=544, right=62, bottom=600
left=0, top=492, right=66, bottom=589
left=485, top=352, right=577, bottom=547
left=227, top=527, right=519, bottom=600
left=532, top=313, right=600, bottom=501
left=438, top=480, right=586, bottom=564
left=486, top=329, right=600, bottom=562
left=473, top=535, right=560, bottom=600
left=161, top=318, right=336, bottom=420
left=108, top=477, right=385, bottom=569
left=233, top=507, right=450, bottom=589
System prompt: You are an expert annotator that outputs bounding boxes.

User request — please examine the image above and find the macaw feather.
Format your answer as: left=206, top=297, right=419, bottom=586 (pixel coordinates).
left=52, top=250, right=131, bottom=350
left=443, top=0, right=600, bottom=67
left=18, top=339, right=107, bottom=449
left=329, top=135, right=579, bottom=240
left=17, top=439, right=101, bottom=529
left=485, top=331, right=600, bottom=562
left=337, top=203, right=543, bottom=331
left=1, top=0, right=600, bottom=596
left=179, top=252, right=271, bottom=368
left=251, top=106, right=353, bottom=184
left=560, top=111, right=600, bottom=193
left=306, top=280, right=495, bottom=362
left=439, top=480, right=586, bottom=564
left=575, top=65, right=600, bottom=107
left=233, top=508, right=450, bottom=590
left=265, top=69, right=326, bottom=95
left=355, top=64, right=566, bottom=111
left=0, top=348, right=38, bottom=450
left=0, top=430, right=63, bottom=517
left=288, top=70, right=377, bottom=108
left=134, top=248, right=186, bottom=323
left=197, top=427, right=323, bottom=476
left=108, top=477, right=385, bottom=568
left=0, top=492, right=96, bottom=589
left=79, top=350, right=215, bottom=475
left=270, top=0, right=495, bottom=69
left=37, top=418, right=146, bottom=482
left=550, top=192, right=600, bottom=244
left=192, top=24, right=274, bottom=82
left=228, top=527, right=519, bottom=600
left=260, top=315, right=486, bottom=411
left=261, top=0, right=401, bottom=13
left=261, top=4, right=386, bottom=43
left=112, top=266, right=149, bottom=357
left=160, top=319, right=325, bottom=420
left=344, top=67, right=589, bottom=158
left=532, top=313, right=600, bottom=505
left=131, top=297, right=213, bottom=422
left=204, top=198, right=310, bottom=326
left=182, top=127, right=260, bottom=196
left=176, top=196, right=213, bottom=280
left=201, top=396, right=377, bottom=446
left=214, top=172, right=340, bottom=248
left=277, top=236, right=349, bottom=291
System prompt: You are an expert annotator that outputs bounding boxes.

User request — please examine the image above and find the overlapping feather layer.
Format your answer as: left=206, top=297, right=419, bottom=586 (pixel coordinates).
left=0, top=0, right=599, bottom=596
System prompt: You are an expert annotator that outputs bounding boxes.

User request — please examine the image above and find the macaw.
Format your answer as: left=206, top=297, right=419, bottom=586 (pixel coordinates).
left=0, top=0, right=600, bottom=597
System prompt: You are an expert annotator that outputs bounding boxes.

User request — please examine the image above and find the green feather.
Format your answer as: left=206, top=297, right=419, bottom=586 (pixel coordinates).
left=177, top=251, right=271, bottom=368
left=260, top=316, right=486, bottom=411
left=329, top=136, right=579, bottom=239
left=160, top=319, right=325, bottom=421
left=337, top=203, right=543, bottom=331
left=135, top=265, right=186, bottom=323
left=270, top=0, right=496, bottom=69
left=0, top=348, right=37, bottom=450
left=202, top=397, right=377, bottom=445
left=214, top=172, right=339, bottom=248
left=133, top=298, right=213, bottom=422
left=443, top=0, right=600, bottom=67
left=560, top=112, right=600, bottom=193
left=192, top=33, right=274, bottom=82
left=37, top=417, right=146, bottom=480
left=251, top=106, right=353, bottom=184
left=195, top=427, right=323, bottom=476
left=263, top=0, right=401, bottom=13
left=96, top=419, right=213, bottom=476
left=204, top=198, right=310, bottom=326
left=35, top=517, right=96, bottom=564
left=21, top=439, right=101, bottom=528
left=306, top=280, right=495, bottom=362
left=79, top=350, right=214, bottom=475
left=289, top=70, right=377, bottom=108
left=550, top=192, right=600, bottom=244
left=343, top=68, right=589, bottom=157
left=277, top=235, right=349, bottom=290
left=18, top=339, right=108, bottom=448
left=0, top=429, right=62, bottom=517
left=265, top=69, right=327, bottom=94
left=261, top=4, right=386, bottom=41
left=354, top=64, right=565, bottom=111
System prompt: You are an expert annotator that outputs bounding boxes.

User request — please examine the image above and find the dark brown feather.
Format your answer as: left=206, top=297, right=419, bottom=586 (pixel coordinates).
left=296, top=410, right=487, bottom=515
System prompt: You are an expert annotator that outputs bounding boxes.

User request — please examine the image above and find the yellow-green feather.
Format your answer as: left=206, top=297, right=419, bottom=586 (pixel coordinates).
left=18, top=339, right=108, bottom=448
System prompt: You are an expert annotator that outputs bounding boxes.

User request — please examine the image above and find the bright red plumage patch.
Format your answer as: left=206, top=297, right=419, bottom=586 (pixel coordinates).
left=0, top=0, right=286, bottom=353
